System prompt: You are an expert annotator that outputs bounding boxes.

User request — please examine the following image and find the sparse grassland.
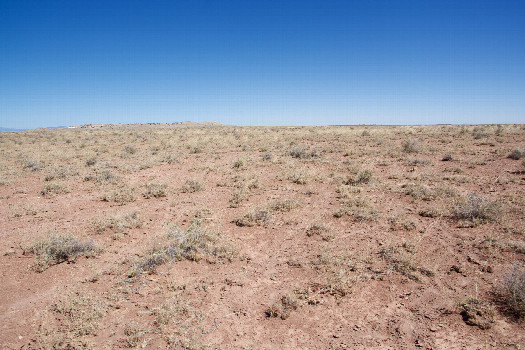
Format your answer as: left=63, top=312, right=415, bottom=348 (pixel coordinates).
left=0, top=123, right=524, bottom=349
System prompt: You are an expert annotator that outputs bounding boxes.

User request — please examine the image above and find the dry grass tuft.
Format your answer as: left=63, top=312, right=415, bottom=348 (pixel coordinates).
left=235, top=209, right=270, bottom=227
left=142, top=182, right=168, bottom=198
left=29, top=233, right=98, bottom=272
left=453, top=193, right=500, bottom=225
left=265, top=294, right=300, bottom=320
left=380, top=245, right=434, bottom=282
left=500, top=264, right=525, bottom=318
left=181, top=179, right=204, bottom=193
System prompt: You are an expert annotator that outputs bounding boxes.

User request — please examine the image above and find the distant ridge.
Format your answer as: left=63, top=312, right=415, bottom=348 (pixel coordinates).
left=0, top=127, right=24, bottom=132
left=0, top=126, right=67, bottom=132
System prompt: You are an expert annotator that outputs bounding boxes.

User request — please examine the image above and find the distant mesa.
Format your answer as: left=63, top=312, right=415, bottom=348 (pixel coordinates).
left=77, top=121, right=223, bottom=129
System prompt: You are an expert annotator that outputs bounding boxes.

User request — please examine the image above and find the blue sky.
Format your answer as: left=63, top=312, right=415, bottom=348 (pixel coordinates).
left=1, top=1, right=524, bottom=128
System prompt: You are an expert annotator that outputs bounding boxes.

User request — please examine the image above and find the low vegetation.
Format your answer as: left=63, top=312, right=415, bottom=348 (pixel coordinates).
left=29, top=233, right=98, bottom=272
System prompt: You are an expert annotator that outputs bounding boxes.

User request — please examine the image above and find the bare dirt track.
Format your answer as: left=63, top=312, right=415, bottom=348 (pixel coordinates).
left=1, top=124, right=524, bottom=349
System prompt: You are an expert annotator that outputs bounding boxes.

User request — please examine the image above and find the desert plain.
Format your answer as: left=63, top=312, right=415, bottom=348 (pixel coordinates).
left=0, top=123, right=524, bottom=349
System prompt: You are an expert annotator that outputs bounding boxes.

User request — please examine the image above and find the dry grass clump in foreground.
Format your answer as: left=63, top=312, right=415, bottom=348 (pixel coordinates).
left=452, top=193, right=501, bottom=225
left=235, top=209, right=270, bottom=227
left=142, top=182, right=168, bottom=198
left=29, top=233, right=98, bottom=272
left=181, top=179, right=204, bottom=193
left=380, top=244, right=434, bottom=282
left=500, top=264, right=525, bottom=318
left=36, top=290, right=107, bottom=348
left=130, top=222, right=235, bottom=276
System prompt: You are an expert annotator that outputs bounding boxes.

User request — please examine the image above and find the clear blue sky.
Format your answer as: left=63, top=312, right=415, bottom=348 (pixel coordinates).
left=1, top=1, right=524, bottom=128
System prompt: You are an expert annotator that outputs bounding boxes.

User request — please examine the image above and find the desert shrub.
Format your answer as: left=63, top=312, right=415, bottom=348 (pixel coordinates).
left=101, top=186, right=137, bottom=204
left=268, top=199, right=300, bottom=212
left=380, top=245, right=434, bottom=282
left=235, top=210, right=270, bottom=227
left=289, top=146, right=320, bottom=159
left=40, top=183, right=66, bottom=196
left=54, top=291, right=107, bottom=336
left=460, top=297, right=495, bottom=329
left=85, top=156, right=97, bottom=167
left=123, top=145, right=137, bottom=155
left=229, top=188, right=249, bottom=208
left=508, top=148, right=525, bottom=160
left=30, top=233, right=97, bottom=272
left=130, top=224, right=235, bottom=276
left=472, top=127, right=489, bottom=139
left=262, top=152, right=273, bottom=161
left=24, top=159, right=42, bottom=172
left=402, top=138, right=420, bottom=153
left=453, top=193, right=500, bottom=224
left=94, top=211, right=142, bottom=234
left=344, top=170, right=372, bottom=186
left=181, top=179, right=204, bottom=193
left=232, top=158, right=245, bottom=169
left=265, top=294, right=300, bottom=320
left=288, top=171, right=309, bottom=185
left=143, top=182, right=168, bottom=198
left=501, top=264, right=525, bottom=318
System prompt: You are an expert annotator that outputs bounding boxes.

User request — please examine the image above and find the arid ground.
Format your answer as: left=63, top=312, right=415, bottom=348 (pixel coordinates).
left=1, top=124, right=524, bottom=349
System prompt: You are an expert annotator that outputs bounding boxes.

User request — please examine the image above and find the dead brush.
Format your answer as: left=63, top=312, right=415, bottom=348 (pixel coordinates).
left=508, top=148, right=525, bottom=160
left=380, top=245, right=434, bottom=282
left=235, top=209, right=270, bottom=227
left=142, top=182, right=168, bottom=198
left=29, top=233, right=98, bottom=272
left=452, top=193, right=500, bottom=225
left=402, top=138, right=420, bottom=153
left=500, top=264, right=525, bottom=318
left=101, top=185, right=137, bottom=204
left=344, top=169, right=373, bottom=186
left=229, top=188, right=249, bottom=208
left=181, top=179, right=204, bottom=193
left=265, top=294, right=300, bottom=320
left=93, top=211, right=142, bottom=234
left=289, top=145, right=320, bottom=159
left=130, top=223, right=235, bottom=276
left=268, top=199, right=300, bottom=212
